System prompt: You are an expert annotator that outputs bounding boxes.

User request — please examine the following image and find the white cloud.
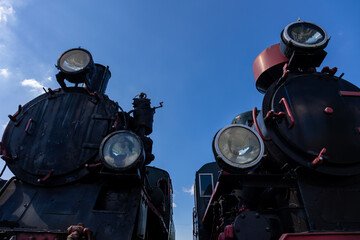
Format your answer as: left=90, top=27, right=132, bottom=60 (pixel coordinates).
left=21, top=78, right=44, bottom=94
left=0, top=0, right=17, bottom=70
left=182, top=184, right=194, bottom=196
left=172, top=202, right=177, bottom=208
left=0, top=68, right=9, bottom=78
left=0, top=1, right=15, bottom=24
left=2, top=123, right=7, bottom=130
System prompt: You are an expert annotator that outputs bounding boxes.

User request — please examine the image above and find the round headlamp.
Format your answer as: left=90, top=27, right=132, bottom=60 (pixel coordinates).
left=99, top=131, right=144, bottom=171
left=57, top=48, right=94, bottom=83
left=280, top=21, right=329, bottom=58
left=213, top=124, right=264, bottom=171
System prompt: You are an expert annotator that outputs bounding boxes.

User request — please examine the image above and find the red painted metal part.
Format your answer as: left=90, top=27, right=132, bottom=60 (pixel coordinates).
left=25, top=118, right=34, bottom=135
left=38, top=169, right=55, bottom=183
left=1, top=138, right=10, bottom=161
left=224, top=225, right=234, bottom=239
left=156, top=177, right=163, bottom=187
left=252, top=107, right=271, bottom=141
left=282, top=63, right=289, bottom=78
left=238, top=205, right=249, bottom=213
left=155, top=177, right=172, bottom=205
left=86, top=88, right=100, bottom=100
left=312, top=148, right=327, bottom=166
left=85, top=162, right=102, bottom=168
left=202, top=181, right=220, bottom=223
left=253, top=43, right=289, bottom=85
left=340, top=91, right=360, bottom=97
left=17, top=233, right=59, bottom=240
left=321, top=66, right=338, bottom=76
left=280, top=98, right=295, bottom=128
left=218, top=232, right=225, bottom=240
left=8, top=105, right=22, bottom=122
left=141, top=190, right=169, bottom=234
left=67, top=224, right=92, bottom=240
left=112, top=112, right=119, bottom=129
left=264, top=110, right=286, bottom=121
left=47, top=88, right=61, bottom=95
left=324, top=107, right=334, bottom=114
left=279, top=232, right=360, bottom=240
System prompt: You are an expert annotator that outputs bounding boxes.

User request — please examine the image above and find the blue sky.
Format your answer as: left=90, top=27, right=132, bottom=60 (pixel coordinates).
left=0, top=0, right=359, bottom=239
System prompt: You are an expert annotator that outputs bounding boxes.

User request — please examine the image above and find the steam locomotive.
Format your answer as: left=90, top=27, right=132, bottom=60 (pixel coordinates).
left=193, top=21, right=360, bottom=239
left=0, top=48, right=175, bottom=239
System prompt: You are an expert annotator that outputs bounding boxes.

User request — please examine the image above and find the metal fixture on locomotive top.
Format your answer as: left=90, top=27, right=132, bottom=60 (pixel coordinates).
left=0, top=48, right=175, bottom=239
left=193, top=21, right=360, bottom=239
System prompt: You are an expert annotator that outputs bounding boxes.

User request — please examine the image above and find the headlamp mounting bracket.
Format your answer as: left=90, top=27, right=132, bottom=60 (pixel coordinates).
left=287, top=49, right=327, bottom=71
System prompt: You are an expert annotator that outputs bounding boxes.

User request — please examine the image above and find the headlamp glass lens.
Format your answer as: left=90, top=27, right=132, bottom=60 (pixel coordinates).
left=217, top=126, right=262, bottom=166
left=59, top=49, right=91, bottom=73
left=287, top=23, right=325, bottom=45
left=102, top=132, right=142, bottom=170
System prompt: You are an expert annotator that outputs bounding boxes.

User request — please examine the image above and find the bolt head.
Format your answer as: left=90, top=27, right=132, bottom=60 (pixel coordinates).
left=324, top=107, right=334, bottom=114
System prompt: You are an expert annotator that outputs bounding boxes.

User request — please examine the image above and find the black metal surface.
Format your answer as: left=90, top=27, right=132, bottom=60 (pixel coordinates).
left=85, top=64, right=111, bottom=94
left=262, top=73, right=360, bottom=175
left=0, top=48, right=174, bottom=240
left=297, top=170, right=360, bottom=231
left=195, top=71, right=360, bottom=239
left=202, top=172, right=297, bottom=225
left=146, top=166, right=172, bottom=224
left=132, top=94, right=155, bottom=136
left=232, top=110, right=255, bottom=125
left=195, top=21, right=360, bottom=240
left=2, top=87, right=118, bottom=186
left=0, top=179, right=141, bottom=240
left=233, top=211, right=272, bottom=240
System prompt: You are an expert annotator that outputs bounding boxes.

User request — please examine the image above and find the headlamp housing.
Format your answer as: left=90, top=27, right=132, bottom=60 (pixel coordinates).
left=232, top=111, right=255, bottom=125
left=56, top=48, right=111, bottom=94
left=57, top=48, right=94, bottom=83
left=253, top=21, right=330, bottom=93
left=99, top=130, right=145, bottom=171
left=280, top=21, right=329, bottom=57
left=213, top=124, right=264, bottom=172
left=280, top=21, right=329, bottom=68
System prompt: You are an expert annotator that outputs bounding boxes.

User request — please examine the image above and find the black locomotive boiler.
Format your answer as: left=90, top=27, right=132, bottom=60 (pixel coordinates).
left=193, top=21, right=360, bottom=240
left=0, top=48, right=175, bottom=239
